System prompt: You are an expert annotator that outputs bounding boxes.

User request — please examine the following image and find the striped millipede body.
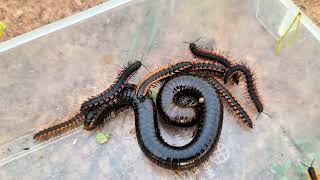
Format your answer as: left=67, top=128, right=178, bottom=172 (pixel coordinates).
left=34, top=43, right=264, bottom=170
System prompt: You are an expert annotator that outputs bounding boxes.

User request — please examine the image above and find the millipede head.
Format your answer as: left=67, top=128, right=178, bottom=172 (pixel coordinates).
left=83, top=107, right=102, bottom=131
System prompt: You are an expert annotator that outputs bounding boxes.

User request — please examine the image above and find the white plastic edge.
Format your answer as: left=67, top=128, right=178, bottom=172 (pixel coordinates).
left=256, top=0, right=320, bottom=42
left=0, top=0, right=132, bottom=53
left=280, top=0, right=320, bottom=42
left=256, top=0, right=280, bottom=40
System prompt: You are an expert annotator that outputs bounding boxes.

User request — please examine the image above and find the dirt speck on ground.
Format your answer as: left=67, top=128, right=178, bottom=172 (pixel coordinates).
left=293, top=0, right=320, bottom=27
left=0, top=0, right=105, bottom=42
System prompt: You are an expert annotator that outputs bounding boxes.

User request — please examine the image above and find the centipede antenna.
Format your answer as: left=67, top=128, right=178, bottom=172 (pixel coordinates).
left=255, top=113, right=261, bottom=121
left=112, top=63, right=122, bottom=69
left=142, top=63, right=151, bottom=72
left=301, top=162, right=309, bottom=168
left=183, top=37, right=202, bottom=44
left=138, top=54, right=151, bottom=73
left=255, top=112, right=272, bottom=121
left=252, top=61, right=257, bottom=70
left=262, top=112, right=272, bottom=118
left=311, top=159, right=315, bottom=167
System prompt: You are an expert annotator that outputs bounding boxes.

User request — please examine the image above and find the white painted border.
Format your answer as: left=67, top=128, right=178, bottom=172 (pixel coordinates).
left=0, top=0, right=132, bottom=53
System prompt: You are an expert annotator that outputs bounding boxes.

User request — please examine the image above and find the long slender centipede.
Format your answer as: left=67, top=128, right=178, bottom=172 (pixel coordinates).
left=80, top=61, right=141, bottom=111
left=187, top=42, right=240, bottom=84
left=206, top=77, right=253, bottom=128
left=33, top=111, right=84, bottom=141
left=223, top=64, right=263, bottom=113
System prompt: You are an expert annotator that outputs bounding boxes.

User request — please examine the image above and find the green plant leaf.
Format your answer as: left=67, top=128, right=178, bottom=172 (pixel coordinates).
left=96, top=133, right=109, bottom=144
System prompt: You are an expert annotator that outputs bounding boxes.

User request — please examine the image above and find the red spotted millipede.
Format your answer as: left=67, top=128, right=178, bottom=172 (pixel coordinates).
left=34, top=43, right=266, bottom=170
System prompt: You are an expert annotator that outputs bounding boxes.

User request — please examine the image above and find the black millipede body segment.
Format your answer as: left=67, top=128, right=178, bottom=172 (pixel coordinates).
left=83, top=84, right=135, bottom=131
left=136, top=76, right=223, bottom=170
left=80, top=61, right=141, bottom=111
left=188, top=43, right=240, bottom=84
left=224, top=64, right=263, bottom=113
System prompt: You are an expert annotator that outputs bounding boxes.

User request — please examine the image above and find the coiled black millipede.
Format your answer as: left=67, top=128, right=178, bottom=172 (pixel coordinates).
left=84, top=75, right=223, bottom=170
